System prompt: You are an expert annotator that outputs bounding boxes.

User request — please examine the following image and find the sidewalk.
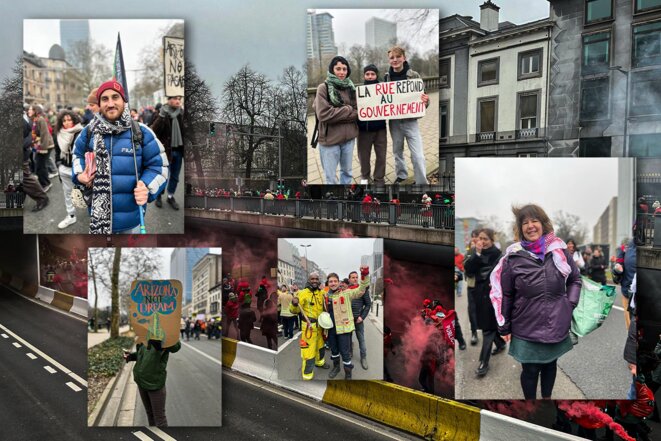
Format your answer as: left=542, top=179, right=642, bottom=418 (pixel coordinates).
left=307, top=91, right=439, bottom=185
left=87, top=325, right=130, bottom=349
left=454, top=285, right=585, bottom=400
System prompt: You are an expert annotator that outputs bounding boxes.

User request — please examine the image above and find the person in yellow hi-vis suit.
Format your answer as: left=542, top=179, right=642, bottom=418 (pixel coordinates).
left=326, top=266, right=370, bottom=379
left=290, top=272, right=330, bottom=380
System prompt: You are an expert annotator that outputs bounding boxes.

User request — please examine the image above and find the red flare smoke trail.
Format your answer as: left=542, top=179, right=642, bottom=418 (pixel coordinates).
left=558, top=401, right=635, bottom=441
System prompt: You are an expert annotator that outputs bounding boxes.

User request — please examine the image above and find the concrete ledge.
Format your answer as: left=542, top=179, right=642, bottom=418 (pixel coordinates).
left=95, top=357, right=134, bottom=426
left=639, top=247, right=661, bottom=270
left=479, top=410, right=584, bottom=441
left=51, top=291, right=75, bottom=313
left=231, top=341, right=277, bottom=381
left=35, top=286, right=55, bottom=305
left=186, top=208, right=452, bottom=245
left=323, top=380, right=481, bottom=441
left=71, top=296, right=89, bottom=317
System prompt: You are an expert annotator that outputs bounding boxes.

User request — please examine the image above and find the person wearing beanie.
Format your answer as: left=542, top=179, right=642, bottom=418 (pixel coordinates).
left=150, top=95, right=185, bottom=210
left=357, top=64, right=387, bottom=185
left=82, top=88, right=99, bottom=126
left=312, top=56, right=358, bottom=184
left=72, top=79, right=169, bottom=234
left=383, top=46, right=430, bottom=185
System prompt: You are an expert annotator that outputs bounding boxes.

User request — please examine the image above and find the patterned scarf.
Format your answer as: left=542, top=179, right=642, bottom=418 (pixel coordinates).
left=325, top=73, right=356, bottom=107
left=87, top=106, right=132, bottom=234
left=489, top=232, right=571, bottom=327
left=520, top=235, right=547, bottom=261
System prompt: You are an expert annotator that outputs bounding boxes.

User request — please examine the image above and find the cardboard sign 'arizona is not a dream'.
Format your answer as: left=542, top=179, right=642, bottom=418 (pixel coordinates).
left=129, top=279, right=182, bottom=348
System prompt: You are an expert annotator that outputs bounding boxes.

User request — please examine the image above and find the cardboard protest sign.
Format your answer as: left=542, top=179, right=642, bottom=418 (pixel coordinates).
left=356, top=78, right=426, bottom=121
left=163, top=36, right=184, bottom=97
left=129, top=280, right=182, bottom=348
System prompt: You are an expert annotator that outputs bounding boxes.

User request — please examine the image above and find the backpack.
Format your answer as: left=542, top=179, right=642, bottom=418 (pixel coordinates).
left=310, top=84, right=329, bottom=149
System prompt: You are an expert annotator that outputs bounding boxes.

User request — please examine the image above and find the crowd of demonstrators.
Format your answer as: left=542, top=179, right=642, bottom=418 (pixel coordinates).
left=311, top=46, right=430, bottom=185
left=22, top=82, right=184, bottom=233
left=289, top=267, right=374, bottom=380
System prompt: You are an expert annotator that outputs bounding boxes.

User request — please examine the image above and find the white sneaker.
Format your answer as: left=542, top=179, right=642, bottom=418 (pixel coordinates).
left=58, top=215, right=77, bottom=229
left=43, top=183, right=52, bottom=192
left=360, top=179, right=369, bottom=185
left=48, top=172, right=59, bottom=179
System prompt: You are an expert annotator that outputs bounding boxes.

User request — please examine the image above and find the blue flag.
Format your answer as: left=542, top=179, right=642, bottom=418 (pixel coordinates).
left=113, top=33, right=129, bottom=103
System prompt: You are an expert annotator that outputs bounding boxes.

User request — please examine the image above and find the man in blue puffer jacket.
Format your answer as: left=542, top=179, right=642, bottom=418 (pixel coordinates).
left=72, top=80, right=168, bottom=234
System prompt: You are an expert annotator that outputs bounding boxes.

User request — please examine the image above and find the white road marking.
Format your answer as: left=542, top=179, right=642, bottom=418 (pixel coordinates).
left=181, top=341, right=222, bottom=366
left=44, top=366, right=57, bottom=374
left=0, top=322, right=87, bottom=388
left=224, top=370, right=412, bottom=441
left=1, top=333, right=8, bottom=338
left=147, top=426, right=177, bottom=441
left=66, top=382, right=82, bottom=392
left=612, top=305, right=624, bottom=312
left=26, top=353, right=37, bottom=360
left=12, top=342, right=21, bottom=348
left=132, top=431, right=155, bottom=441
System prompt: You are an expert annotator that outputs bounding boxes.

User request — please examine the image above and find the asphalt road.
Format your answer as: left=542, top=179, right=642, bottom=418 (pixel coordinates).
left=22, top=164, right=184, bottom=234
left=133, top=340, right=222, bottom=427
left=0, top=286, right=418, bottom=440
left=455, top=282, right=631, bottom=400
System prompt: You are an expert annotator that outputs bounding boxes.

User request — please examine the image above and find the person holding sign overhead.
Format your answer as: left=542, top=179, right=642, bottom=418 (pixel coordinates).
left=312, top=56, right=359, bottom=185
left=384, top=46, right=429, bottom=185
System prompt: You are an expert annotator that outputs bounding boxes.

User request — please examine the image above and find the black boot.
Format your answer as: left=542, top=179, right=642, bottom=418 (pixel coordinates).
left=475, top=362, right=489, bottom=376
left=470, top=332, right=478, bottom=346
left=344, top=366, right=353, bottom=380
left=155, top=194, right=162, bottom=208
left=328, top=359, right=341, bottom=379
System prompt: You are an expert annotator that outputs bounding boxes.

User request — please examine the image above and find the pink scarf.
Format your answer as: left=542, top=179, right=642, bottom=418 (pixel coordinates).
left=489, top=232, right=571, bottom=326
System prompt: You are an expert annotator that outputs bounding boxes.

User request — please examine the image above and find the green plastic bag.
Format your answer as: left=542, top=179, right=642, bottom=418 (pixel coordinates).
left=570, top=276, right=616, bottom=341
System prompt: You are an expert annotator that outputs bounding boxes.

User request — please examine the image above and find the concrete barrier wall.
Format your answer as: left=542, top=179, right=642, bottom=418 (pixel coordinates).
left=0, top=271, right=86, bottom=318
left=222, top=336, right=588, bottom=441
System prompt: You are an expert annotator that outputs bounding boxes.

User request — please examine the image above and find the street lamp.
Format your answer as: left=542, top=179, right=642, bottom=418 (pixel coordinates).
left=609, top=66, right=630, bottom=157
left=299, top=244, right=311, bottom=279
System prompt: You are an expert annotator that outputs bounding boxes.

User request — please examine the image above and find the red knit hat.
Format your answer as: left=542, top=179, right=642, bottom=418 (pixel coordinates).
left=96, top=80, right=126, bottom=103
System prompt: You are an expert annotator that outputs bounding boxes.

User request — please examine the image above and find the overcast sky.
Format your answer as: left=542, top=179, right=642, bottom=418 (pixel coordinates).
left=3, top=0, right=551, bottom=102
left=440, top=0, right=550, bottom=24
left=455, top=158, right=628, bottom=238
left=313, top=9, right=439, bottom=55
left=24, top=19, right=182, bottom=93
left=282, top=238, right=378, bottom=280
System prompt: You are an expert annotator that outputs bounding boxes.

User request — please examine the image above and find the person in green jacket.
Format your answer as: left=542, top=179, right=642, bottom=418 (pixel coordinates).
left=124, top=338, right=181, bottom=427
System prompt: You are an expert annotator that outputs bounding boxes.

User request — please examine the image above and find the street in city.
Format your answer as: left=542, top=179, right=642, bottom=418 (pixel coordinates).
left=455, top=283, right=632, bottom=400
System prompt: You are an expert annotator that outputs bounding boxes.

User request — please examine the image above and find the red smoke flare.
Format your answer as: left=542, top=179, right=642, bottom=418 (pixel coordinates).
left=557, top=401, right=634, bottom=441
left=482, top=400, right=540, bottom=420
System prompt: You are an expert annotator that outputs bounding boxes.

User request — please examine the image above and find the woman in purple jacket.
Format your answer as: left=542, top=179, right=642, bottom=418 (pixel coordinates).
left=490, top=204, right=581, bottom=399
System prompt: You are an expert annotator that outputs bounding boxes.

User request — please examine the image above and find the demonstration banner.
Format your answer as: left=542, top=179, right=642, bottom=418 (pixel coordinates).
left=129, top=279, right=182, bottom=348
left=356, top=78, right=426, bottom=121
left=163, top=36, right=185, bottom=97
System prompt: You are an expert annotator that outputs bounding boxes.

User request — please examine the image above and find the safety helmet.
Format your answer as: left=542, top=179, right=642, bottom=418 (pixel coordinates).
left=317, top=312, right=333, bottom=330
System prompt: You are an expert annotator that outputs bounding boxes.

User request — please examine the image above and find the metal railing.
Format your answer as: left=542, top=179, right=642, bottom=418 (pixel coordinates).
left=636, top=214, right=660, bottom=247
left=186, top=195, right=454, bottom=230
left=0, top=192, right=25, bottom=209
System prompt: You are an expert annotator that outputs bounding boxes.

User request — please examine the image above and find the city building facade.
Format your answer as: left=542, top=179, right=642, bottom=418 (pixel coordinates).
left=365, top=17, right=397, bottom=49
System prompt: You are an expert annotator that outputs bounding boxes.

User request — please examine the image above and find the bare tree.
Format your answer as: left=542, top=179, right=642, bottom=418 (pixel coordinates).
left=389, top=9, right=439, bottom=45
left=89, top=248, right=162, bottom=338
left=553, top=211, right=588, bottom=245
left=66, top=39, right=112, bottom=95
left=183, top=61, right=219, bottom=188
left=0, top=58, right=22, bottom=190
left=221, top=65, right=278, bottom=179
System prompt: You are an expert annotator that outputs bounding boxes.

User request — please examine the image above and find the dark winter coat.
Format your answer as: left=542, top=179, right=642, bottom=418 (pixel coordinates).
left=131, top=341, right=181, bottom=391
left=618, top=240, right=637, bottom=297
left=260, top=308, right=278, bottom=337
left=463, top=245, right=502, bottom=331
left=623, top=319, right=637, bottom=365
left=238, top=306, right=256, bottom=334
left=589, top=255, right=607, bottom=285
left=313, top=83, right=358, bottom=146
left=149, top=110, right=185, bottom=161
left=498, top=249, right=581, bottom=343
left=351, top=287, right=372, bottom=320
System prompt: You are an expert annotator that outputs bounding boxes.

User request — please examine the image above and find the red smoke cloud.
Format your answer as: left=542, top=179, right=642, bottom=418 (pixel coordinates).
left=482, top=400, right=540, bottom=420
left=384, top=255, right=454, bottom=397
left=557, top=401, right=634, bottom=441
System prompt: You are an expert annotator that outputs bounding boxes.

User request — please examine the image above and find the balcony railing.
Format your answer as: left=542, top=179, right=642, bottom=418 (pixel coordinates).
left=186, top=195, right=455, bottom=230
left=516, top=127, right=539, bottom=139
left=476, top=131, right=496, bottom=142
